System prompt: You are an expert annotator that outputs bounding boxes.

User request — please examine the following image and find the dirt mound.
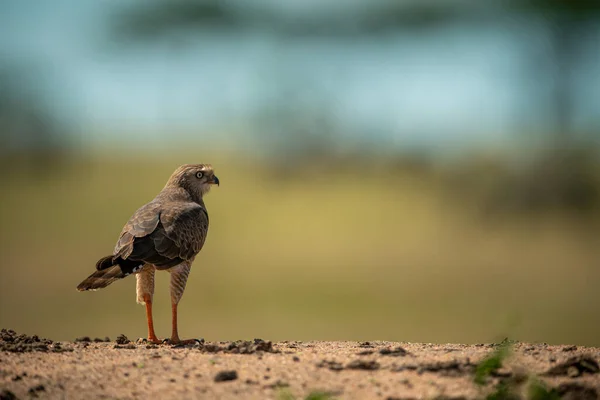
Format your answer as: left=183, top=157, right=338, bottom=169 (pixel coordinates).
left=0, top=329, right=70, bottom=353
left=544, top=355, right=599, bottom=377
left=200, top=339, right=278, bottom=354
left=392, top=360, right=476, bottom=377
left=74, top=336, right=111, bottom=343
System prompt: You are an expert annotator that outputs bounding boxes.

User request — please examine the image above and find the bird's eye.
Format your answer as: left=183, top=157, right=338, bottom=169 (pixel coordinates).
left=195, top=171, right=204, bottom=179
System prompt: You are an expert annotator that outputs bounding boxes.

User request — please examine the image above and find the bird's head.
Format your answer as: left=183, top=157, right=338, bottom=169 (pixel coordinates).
left=166, top=164, right=219, bottom=199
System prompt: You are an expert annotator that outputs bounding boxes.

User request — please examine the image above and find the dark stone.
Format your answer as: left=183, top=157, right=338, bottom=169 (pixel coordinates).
left=316, top=360, right=344, bottom=371
left=346, top=360, right=380, bottom=370
left=356, top=350, right=374, bottom=356
left=0, top=390, right=17, bottom=400
left=28, top=385, right=45, bottom=397
left=379, top=346, right=409, bottom=357
left=214, top=370, right=238, bottom=382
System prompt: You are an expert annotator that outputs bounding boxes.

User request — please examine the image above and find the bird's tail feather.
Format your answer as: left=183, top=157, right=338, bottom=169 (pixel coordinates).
left=77, top=265, right=126, bottom=291
left=96, top=255, right=115, bottom=271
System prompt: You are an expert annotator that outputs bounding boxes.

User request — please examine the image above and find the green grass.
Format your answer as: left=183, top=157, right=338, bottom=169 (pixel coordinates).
left=278, top=389, right=336, bottom=400
left=305, top=392, right=336, bottom=400
left=475, top=339, right=563, bottom=400
left=528, top=380, right=561, bottom=400
left=475, top=338, right=512, bottom=385
left=1, top=153, right=600, bottom=345
left=483, top=371, right=562, bottom=400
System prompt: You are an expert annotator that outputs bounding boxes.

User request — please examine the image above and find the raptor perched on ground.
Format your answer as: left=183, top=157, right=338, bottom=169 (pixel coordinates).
left=77, top=164, right=219, bottom=344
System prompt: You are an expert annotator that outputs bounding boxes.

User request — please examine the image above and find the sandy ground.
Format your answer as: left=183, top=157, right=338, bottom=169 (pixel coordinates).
left=1, top=330, right=599, bottom=400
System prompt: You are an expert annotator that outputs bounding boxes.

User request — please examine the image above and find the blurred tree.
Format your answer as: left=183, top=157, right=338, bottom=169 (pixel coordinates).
left=252, top=84, right=340, bottom=177
left=111, top=0, right=472, bottom=161
left=112, top=0, right=472, bottom=39
left=502, top=1, right=600, bottom=214
left=513, top=0, right=600, bottom=139
left=0, top=66, right=68, bottom=178
left=113, top=0, right=600, bottom=140
left=112, top=1, right=241, bottom=41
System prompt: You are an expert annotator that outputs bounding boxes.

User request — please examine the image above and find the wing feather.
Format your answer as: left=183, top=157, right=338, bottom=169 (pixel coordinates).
left=114, top=202, right=161, bottom=259
left=112, top=201, right=208, bottom=270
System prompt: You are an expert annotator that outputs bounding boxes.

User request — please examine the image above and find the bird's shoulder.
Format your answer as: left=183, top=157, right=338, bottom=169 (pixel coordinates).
left=159, top=201, right=208, bottom=231
left=121, top=201, right=162, bottom=238
left=120, top=186, right=199, bottom=232
left=113, top=200, right=161, bottom=256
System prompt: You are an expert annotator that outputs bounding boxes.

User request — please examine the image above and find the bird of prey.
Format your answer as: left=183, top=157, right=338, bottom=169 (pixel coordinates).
left=77, top=164, right=219, bottom=344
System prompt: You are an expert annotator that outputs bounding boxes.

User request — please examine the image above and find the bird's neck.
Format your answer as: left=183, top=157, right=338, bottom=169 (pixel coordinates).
left=195, top=196, right=207, bottom=209
left=186, top=190, right=206, bottom=207
left=160, top=187, right=206, bottom=208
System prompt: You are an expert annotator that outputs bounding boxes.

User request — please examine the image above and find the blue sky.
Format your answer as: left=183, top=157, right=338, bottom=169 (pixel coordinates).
left=1, top=0, right=599, bottom=150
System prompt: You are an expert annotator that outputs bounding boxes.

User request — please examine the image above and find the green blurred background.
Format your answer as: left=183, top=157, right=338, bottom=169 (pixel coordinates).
left=1, top=0, right=600, bottom=346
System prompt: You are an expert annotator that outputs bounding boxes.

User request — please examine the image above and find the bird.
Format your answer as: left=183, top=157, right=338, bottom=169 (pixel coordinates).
left=77, top=164, right=219, bottom=345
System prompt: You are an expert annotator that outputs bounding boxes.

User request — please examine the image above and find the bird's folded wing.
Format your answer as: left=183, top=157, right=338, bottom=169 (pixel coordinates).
left=114, top=202, right=162, bottom=259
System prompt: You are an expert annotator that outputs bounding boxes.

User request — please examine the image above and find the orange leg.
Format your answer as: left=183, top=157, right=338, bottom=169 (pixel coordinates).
left=169, top=301, right=197, bottom=345
left=171, top=302, right=180, bottom=343
left=143, top=294, right=161, bottom=344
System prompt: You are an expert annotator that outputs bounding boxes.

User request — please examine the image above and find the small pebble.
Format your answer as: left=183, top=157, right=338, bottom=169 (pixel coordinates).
left=214, top=370, right=238, bottom=382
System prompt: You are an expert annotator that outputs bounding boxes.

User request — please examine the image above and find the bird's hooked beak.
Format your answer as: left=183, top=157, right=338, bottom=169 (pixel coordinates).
left=211, top=175, right=220, bottom=186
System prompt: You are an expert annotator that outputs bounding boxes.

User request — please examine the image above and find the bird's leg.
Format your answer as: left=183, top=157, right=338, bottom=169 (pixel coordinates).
left=143, top=294, right=161, bottom=344
left=168, top=264, right=198, bottom=345
left=170, top=301, right=181, bottom=343
left=169, top=299, right=198, bottom=345
left=136, top=266, right=161, bottom=344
